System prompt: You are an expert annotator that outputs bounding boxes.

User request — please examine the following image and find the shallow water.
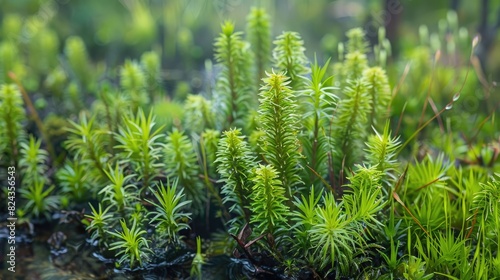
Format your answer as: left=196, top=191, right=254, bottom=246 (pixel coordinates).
left=0, top=218, right=249, bottom=279
left=0, top=217, right=115, bottom=280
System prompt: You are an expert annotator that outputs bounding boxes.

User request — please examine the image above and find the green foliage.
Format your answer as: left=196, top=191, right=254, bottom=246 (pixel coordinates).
left=140, top=51, right=161, bottom=101
left=472, top=174, right=500, bottom=249
left=472, top=173, right=500, bottom=223
left=377, top=201, right=405, bottom=276
left=85, top=203, right=113, bottom=246
left=29, top=29, right=58, bottom=75
left=248, top=128, right=266, bottom=155
left=343, top=165, right=385, bottom=227
left=56, top=160, right=92, bottom=203
left=259, top=72, right=303, bottom=199
left=183, top=94, right=215, bottom=133
left=309, top=192, right=362, bottom=273
left=164, top=129, right=204, bottom=214
left=43, top=114, right=70, bottom=151
left=99, top=164, right=137, bottom=214
left=272, top=31, right=308, bottom=90
left=362, top=67, right=391, bottom=129
left=114, top=109, right=165, bottom=190
left=0, top=41, right=23, bottom=84
left=151, top=98, right=184, bottom=130
left=290, top=187, right=322, bottom=265
left=345, top=28, right=369, bottom=54
left=213, top=21, right=253, bottom=129
left=108, top=218, right=151, bottom=268
left=332, top=79, right=370, bottom=172
left=303, top=166, right=386, bottom=274
left=94, top=88, right=132, bottom=135
left=190, top=236, right=205, bottom=280
left=406, top=154, right=451, bottom=203
left=414, top=231, right=470, bottom=277
left=147, top=180, right=192, bottom=243
left=200, top=129, right=220, bottom=178
left=1, top=14, right=22, bottom=41
left=65, top=113, right=109, bottom=182
left=1, top=6, right=499, bottom=279
left=64, top=36, right=92, bottom=90
left=403, top=256, right=434, bottom=280
left=66, top=81, right=83, bottom=112
left=19, top=180, right=59, bottom=219
left=373, top=27, right=391, bottom=67
left=0, top=84, right=26, bottom=166
left=343, top=51, right=368, bottom=81
left=216, top=128, right=256, bottom=229
left=364, top=122, right=401, bottom=185
left=19, top=135, right=48, bottom=187
left=120, top=60, right=148, bottom=110
left=246, top=7, right=271, bottom=88
left=333, top=28, right=370, bottom=83
left=299, top=58, right=336, bottom=188
left=413, top=193, right=446, bottom=231
left=141, top=51, right=160, bottom=83
left=249, top=164, right=289, bottom=237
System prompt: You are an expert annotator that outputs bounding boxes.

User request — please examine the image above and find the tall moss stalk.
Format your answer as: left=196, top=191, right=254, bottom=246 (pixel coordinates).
left=213, top=21, right=253, bottom=129
left=258, top=72, right=303, bottom=200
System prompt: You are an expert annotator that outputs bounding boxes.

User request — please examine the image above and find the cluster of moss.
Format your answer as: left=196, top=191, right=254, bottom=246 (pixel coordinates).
left=0, top=7, right=499, bottom=279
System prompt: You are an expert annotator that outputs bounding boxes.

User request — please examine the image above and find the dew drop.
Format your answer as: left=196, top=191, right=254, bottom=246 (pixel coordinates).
left=453, top=92, right=460, bottom=101
left=445, top=103, right=453, bottom=110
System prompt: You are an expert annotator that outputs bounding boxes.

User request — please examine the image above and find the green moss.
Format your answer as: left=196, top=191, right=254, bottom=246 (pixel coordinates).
left=0, top=6, right=498, bottom=279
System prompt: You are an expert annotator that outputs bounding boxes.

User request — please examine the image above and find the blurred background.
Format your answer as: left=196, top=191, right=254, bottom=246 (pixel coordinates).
left=1, top=0, right=499, bottom=145
left=1, top=0, right=499, bottom=79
